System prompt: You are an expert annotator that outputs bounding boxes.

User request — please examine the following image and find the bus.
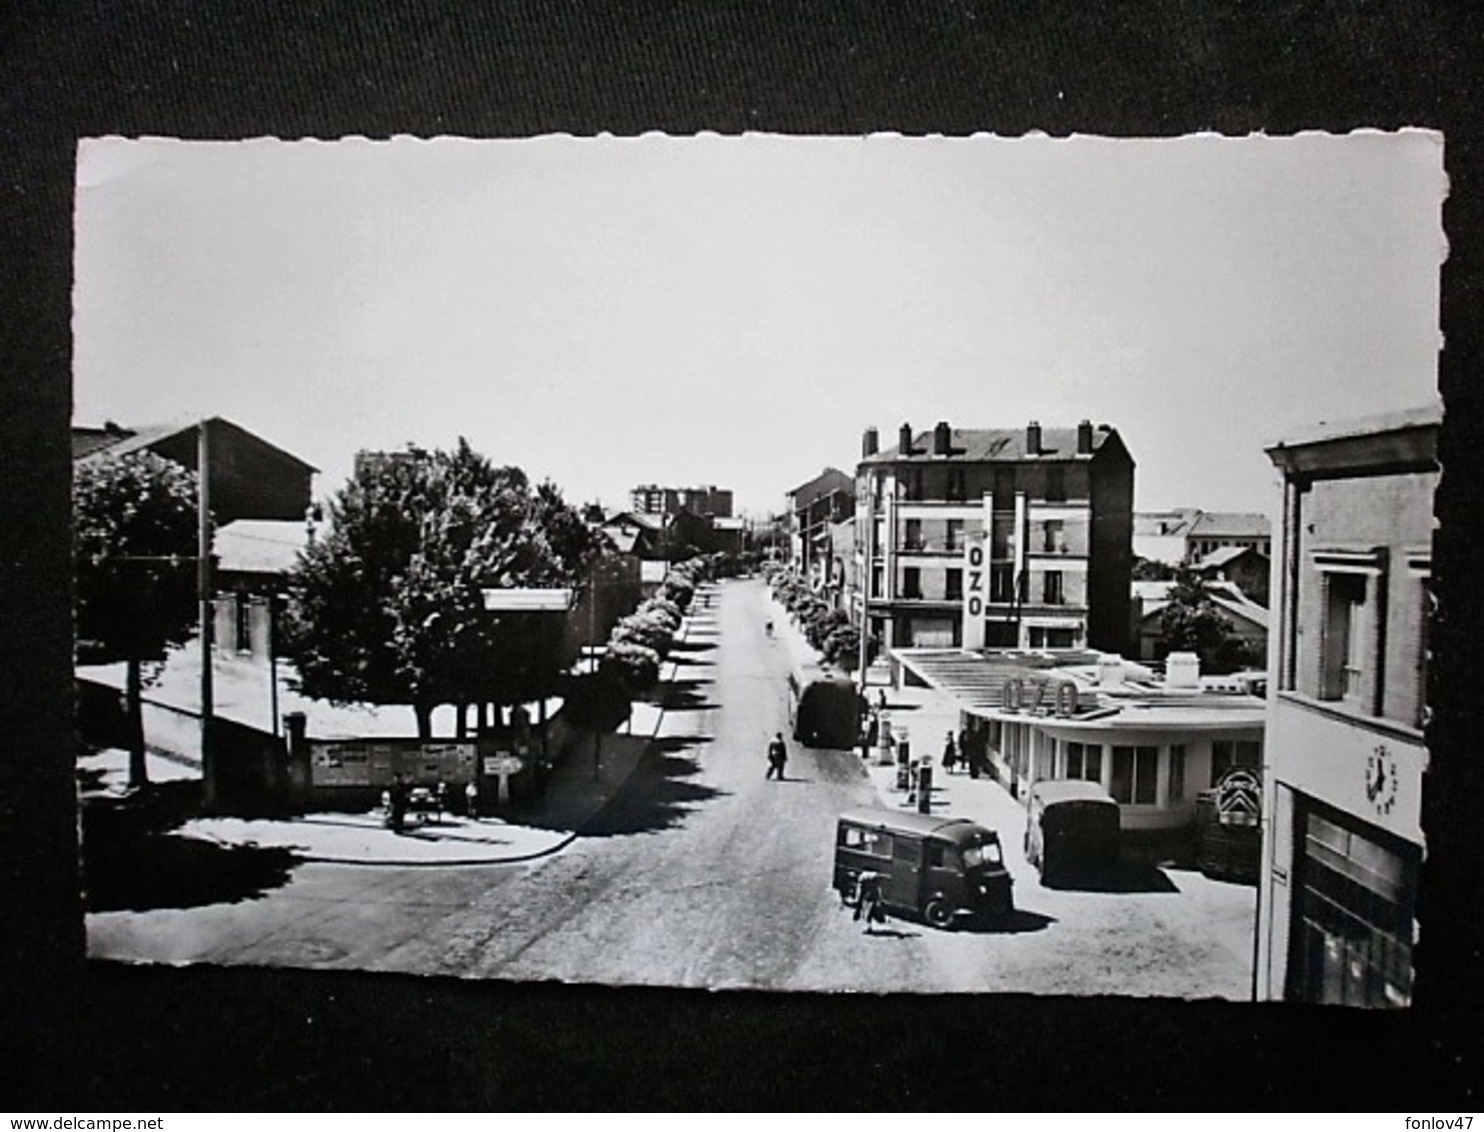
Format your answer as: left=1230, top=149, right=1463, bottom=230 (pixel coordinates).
left=787, top=660, right=859, bottom=749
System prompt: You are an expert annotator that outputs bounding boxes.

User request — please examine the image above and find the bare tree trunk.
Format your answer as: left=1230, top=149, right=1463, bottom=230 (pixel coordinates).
left=125, top=657, right=149, bottom=789
left=455, top=703, right=467, bottom=740
left=414, top=702, right=433, bottom=740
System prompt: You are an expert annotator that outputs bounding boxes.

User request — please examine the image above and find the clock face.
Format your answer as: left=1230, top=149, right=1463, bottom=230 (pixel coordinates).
left=1365, top=744, right=1399, bottom=816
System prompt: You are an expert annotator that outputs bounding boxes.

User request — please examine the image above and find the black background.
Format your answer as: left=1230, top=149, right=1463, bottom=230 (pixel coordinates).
left=3, top=1, right=1481, bottom=1111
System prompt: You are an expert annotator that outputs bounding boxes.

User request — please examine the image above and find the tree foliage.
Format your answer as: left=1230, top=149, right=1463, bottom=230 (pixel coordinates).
left=1157, top=566, right=1237, bottom=670
left=282, top=440, right=604, bottom=737
left=74, top=451, right=202, bottom=787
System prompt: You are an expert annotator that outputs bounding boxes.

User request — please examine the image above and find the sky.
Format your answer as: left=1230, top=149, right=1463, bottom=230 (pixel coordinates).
left=73, top=131, right=1445, bottom=519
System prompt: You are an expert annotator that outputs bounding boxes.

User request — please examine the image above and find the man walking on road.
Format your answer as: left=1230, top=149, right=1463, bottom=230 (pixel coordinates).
left=766, top=732, right=788, bottom=781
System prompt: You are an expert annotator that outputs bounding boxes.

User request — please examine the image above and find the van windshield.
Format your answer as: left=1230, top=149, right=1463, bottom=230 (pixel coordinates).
left=961, top=839, right=1002, bottom=870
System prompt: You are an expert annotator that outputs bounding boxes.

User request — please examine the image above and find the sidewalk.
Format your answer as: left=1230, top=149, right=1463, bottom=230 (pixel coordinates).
left=78, top=584, right=711, bottom=868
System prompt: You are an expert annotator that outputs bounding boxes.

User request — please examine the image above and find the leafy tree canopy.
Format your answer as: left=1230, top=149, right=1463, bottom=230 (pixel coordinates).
left=283, top=439, right=605, bottom=735
left=74, top=450, right=201, bottom=664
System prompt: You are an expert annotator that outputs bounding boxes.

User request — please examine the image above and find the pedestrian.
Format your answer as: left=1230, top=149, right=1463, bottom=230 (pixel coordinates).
left=388, top=773, right=408, bottom=833
left=766, top=732, right=788, bottom=780
left=464, top=778, right=479, bottom=819
left=942, top=731, right=959, bottom=774
left=853, top=871, right=887, bottom=934
left=436, top=779, right=449, bottom=820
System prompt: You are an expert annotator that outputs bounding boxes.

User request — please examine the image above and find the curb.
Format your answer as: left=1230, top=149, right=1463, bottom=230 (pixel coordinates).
left=570, top=585, right=704, bottom=835
left=294, top=830, right=579, bottom=867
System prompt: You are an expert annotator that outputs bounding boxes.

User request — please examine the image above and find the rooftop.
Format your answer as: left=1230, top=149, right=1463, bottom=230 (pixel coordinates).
left=860, top=424, right=1120, bottom=465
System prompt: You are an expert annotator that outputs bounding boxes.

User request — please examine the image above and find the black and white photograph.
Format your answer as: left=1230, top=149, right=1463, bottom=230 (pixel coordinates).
left=69, top=130, right=1443, bottom=1005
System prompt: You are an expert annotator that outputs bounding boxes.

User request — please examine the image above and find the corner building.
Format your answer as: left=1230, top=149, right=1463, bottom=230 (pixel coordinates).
left=854, top=420, right=1133, bottom=657
left=1256, top=405, right=1437, bottom=1008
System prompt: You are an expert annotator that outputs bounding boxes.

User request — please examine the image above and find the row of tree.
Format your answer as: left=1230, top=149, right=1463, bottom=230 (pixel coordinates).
left=765, top=566, right=861, bottom=672
left=558, top=559, right=708, bottom=754
left=73, top=439, right=662, bottom=788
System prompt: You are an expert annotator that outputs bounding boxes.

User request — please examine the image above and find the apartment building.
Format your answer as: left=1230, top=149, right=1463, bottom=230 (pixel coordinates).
left=629, top=483, right=734, bottom=519
left=855, top=420, right=1134, bottom=656
left=1255, top=404, right=1438, bottom=1009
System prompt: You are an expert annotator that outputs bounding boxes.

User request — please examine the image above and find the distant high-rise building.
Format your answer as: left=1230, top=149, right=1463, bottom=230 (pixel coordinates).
left=629, top=483, right=733, bottom=519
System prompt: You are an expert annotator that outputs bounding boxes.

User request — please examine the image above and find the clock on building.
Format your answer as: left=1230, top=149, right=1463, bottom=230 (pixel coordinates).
left=1365, top=744, right=1399, bottom=816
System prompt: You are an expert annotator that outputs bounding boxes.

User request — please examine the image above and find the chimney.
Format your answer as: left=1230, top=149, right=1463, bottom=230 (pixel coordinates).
left=933, top=420, right=951, bottom=456
left=899, top=422, right=914, bottom=456
left=862, top=426, right=879, bottom=459
left=1026, top=420, right=1042, bottom=455
left=1077, top=420, right=1094, bottom=454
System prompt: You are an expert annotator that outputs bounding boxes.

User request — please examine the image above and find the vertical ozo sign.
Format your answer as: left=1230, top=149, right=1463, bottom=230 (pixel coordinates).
left=963, top=534, right=986, bottom=650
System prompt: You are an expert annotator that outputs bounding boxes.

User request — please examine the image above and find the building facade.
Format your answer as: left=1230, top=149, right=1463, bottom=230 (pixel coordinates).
left=855, top=420, right=1134, bottom=656
left=629, top=483, right=734, bottom=519
left=1255, top=404, right=1438, bottom=1009
left=786, top=467, right=855, bottom=597
left=896, top=648, right=1264, bottom=836
left=1134, top=508, right=1272, bottom=566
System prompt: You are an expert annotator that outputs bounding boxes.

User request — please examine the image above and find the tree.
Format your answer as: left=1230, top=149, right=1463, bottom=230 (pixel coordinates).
left=560, top=670, right=632, bottom=779
left=283, top=440, right=603, bottom=738
left=74, top=451, right=201, bottom=789
left=1157, top=567, right=1236, bottom=671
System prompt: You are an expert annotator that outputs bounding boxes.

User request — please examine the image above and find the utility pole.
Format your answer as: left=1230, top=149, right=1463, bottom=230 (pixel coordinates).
left=198, top=420, right=216, bottom=811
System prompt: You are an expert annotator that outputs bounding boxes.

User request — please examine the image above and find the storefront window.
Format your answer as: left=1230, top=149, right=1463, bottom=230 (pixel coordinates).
left=1065, top=741, right=1101, bottom=782
left=1288, top=803, right=1417, bottom=1008
left=1111, top=745, right=1157, bottom=804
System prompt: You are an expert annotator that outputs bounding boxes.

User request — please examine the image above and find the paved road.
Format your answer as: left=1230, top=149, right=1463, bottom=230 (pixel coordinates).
left=90, top=578, right=1255, bottom=998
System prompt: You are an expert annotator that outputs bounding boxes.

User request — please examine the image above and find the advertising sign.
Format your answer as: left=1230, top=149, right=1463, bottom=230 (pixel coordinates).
left=962, top=534, right=986, bottom=650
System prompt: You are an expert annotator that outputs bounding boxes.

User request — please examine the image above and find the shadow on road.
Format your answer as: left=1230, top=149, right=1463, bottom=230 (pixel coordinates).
left=582, top=734, right=725, bottom=836
left=957, top=908, right=1056, bottom=934
left=80, top=781, right=299, bottom=913
left=1037, top=862, right=1180, bottom=895
left=667, top=639, right=717, bottom=655
left=659, top=678, right=719, bottom=711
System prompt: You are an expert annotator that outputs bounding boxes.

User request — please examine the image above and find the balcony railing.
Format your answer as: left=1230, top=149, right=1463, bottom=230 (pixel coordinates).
left=896, top=537, right=968, bottom=554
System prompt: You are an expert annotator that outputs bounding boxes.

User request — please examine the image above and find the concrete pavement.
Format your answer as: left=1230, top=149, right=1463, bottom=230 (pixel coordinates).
left=762, top=586, right=1035, bottom=863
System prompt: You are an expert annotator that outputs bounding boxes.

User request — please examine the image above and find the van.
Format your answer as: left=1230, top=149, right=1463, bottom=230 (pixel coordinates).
left=833, top=808, right=1014, bottom=929
left=1024, top=779, right=1121, bottom=884
left=788, top=662, right=859, bottom=748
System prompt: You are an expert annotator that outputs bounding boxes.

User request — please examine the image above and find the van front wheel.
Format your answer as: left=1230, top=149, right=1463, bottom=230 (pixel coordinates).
left=924, top=897, right=955, bottom=930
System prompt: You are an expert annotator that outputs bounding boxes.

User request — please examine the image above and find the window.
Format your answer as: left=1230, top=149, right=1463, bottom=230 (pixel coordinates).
left=235, top=595, right=253, bottom=653
left=1211, top=739, right=1261, bottom=785
left=945, top=568, right=963, bottom=601
left=946, top=519, right=965, bottom=552
left=842, top=826, right=892, bottom=858
left=1043, top=571, right=1064, bottom=604
left=1169, top=744, right=1185, bottom=803
left=1321, top=573, right=1367, bottom=703
left=1065, top=741, right=1102, bottom=782
left=1288, top=803, right=1418, bottom=1008
left=1045, top=466, right=1066, bottom=502
left=947, top=468, right=967, bottom=502
left=903, top=518, right=923, bottom=551
left=903, top=468, right=924, bottom=502
left=1111, top=745, right=1158, bottom=804
left=1043, top=519, right=1066, bottom=553
left=1417, top=574, right=1434, bottom=730
left=903, top=567, right=922, bottom=599
left=1045, top=627, right=1075, bottom=647
left=993, top=467, right=1016, bottom=509
left=871, top=565, right=884, bottom=599
left=990, top=565, right=1015, bottom=602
